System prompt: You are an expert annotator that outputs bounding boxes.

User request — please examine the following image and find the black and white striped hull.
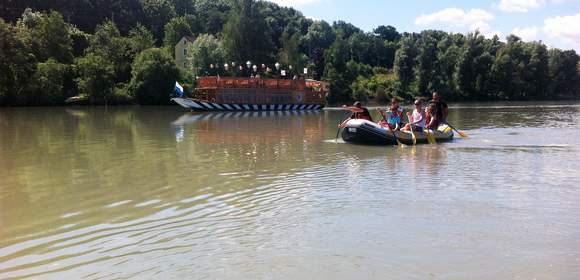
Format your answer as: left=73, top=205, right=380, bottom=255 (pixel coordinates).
left=171, top=98, right=324, bottom=111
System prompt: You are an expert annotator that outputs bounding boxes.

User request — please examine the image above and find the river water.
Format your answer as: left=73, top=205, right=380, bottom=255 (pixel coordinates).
left=0, top=103, right=579, bottom=279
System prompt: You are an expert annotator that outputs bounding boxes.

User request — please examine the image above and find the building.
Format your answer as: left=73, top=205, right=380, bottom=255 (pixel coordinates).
left=175, top=36, right=195, bottom=69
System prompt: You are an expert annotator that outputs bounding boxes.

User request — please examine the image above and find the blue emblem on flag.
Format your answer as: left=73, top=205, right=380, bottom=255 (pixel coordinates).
left=174, top=82, right=184, bottom=97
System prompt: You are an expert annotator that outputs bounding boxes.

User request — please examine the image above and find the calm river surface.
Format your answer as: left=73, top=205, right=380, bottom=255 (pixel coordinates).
left=1, top=102, right=579, bottom=279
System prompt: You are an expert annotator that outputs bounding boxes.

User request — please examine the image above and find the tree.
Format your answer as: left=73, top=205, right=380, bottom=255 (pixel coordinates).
left=278, top=29, right=306, bottom=70
left=305, top=20, right=335, bottom=53
left=373, top=25, right=401, bottom=42
left=87, top=20, right=130, bottom=82
left=323, top=35, right=352, bottom=103
left=524, top=42, right=549, bottom=98
left=128, top=48, right=180, bottom=104
left=332, top=21, right=362, bottom=39
left=304, top=20, right=334, bottom=79
left=163, top=15, right=195, bottom=52
left=127, top=24, right=155, bottom=58
left=548, top=49, right=580, bottom=97
left=454, top=32, right=494, bottom=99
left=18, top=10, right=74, bottom=64
left=222, top=0, right=274, bottom=62
left=413, top=31, right=438, bottom=96
left=30, top=59, right=75, bottom=104
left=141, top=0, right=177, bottom=42
left=75, top=53, right=116, bottom=104
left=393, top=36, right=417, bottom=99
left=186, top=34, right=224, bottom=76
left=0, top=19, right=37, bottom=105
left=195, top=0, right=231, bottom=34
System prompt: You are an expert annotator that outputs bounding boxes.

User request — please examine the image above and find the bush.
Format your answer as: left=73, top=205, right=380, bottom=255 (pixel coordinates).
left=128, top=48, right=180, bottom=105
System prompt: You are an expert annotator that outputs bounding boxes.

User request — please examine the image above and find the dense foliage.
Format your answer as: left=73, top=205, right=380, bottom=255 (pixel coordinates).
left=1, top=1, right=579, bottom=105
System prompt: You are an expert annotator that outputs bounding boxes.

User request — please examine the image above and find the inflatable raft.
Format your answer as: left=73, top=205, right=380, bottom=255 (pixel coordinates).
left=340, top=119, right=454, bottom=145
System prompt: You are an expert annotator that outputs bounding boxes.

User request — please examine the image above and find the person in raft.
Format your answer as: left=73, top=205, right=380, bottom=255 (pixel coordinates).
left=378, top=98, right=404, bottom=130
left=428, top=91, right=448, bottom=127
left=402, top=99, right=425, bottom=132
left=339, top=101, right=373, bottom=128
left=349, top=101, right=373, bottom=121
left=425, top=103, right=439, bottom=130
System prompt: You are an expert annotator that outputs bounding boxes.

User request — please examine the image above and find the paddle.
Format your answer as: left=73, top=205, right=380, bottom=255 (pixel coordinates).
left=335, top=107, right=353, bottom=142
left=425, top=128, right=436, bottom=144
left=444, top=122, right=468, bottom=138
left=406, top=114, right=417, bottom=146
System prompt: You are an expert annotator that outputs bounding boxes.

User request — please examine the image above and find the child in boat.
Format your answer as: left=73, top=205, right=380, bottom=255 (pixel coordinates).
left=402, top=99, right=425, bottom=132
left=378, top=105, right=402, bottom=131
left=425, top=103, right=439, bottom=130
left=378, top=98, right=404, bottom=129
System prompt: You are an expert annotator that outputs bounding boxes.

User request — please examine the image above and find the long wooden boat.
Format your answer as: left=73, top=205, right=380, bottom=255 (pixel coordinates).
left=171, top=76, right=328, bottom=111
left=341, top=119, right=454, bottom=145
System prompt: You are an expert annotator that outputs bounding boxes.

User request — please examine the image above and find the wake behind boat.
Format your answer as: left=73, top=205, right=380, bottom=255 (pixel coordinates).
left=341, top=119, right=454, bottom=145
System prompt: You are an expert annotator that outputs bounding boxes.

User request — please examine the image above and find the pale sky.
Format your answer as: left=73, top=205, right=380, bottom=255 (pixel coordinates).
left=269, top=0, right=580, bottom=52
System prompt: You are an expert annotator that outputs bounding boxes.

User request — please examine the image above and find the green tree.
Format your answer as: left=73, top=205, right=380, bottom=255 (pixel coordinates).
left=413, top=31, right=438, bottom=96
left=454, top=32, right=494, bottom=99
left=278, top=29, right=306, bottom=70
left=30, top=59, right=75, bottom=104
left=525, top=42, right=549, bottom=98
left=18, top=10, right=74, bottom=64
left=222, top=0, right=274, bottom=62
left=305, top=20, right=334, bottom=79
left=75, top=53, right=116, bottom=104
left=0, top=19, right=37, bottom=105
left=393, top=36, right=417, bottom=99
left=128, top=24, right=155, bottom=58
left=323, top=35, right=352, bottom=103
left=548, top=49, right=580, bottom=97
left=163, top=15, right=194, bottom=52
left=87, top=20, right=130, bottom=82
left=186, top=34, right=224, bottom=76
left=195, top=0, right=231, bottom=34
left=373, top=25, right=401, bottom=42
left=128, top=48, right=180, bottom=104
left=141, top=0, right=177, bottom=42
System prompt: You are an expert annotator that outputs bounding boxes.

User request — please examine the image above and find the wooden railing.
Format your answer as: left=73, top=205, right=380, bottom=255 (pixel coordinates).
left=196, top=77, right=326, bottom=92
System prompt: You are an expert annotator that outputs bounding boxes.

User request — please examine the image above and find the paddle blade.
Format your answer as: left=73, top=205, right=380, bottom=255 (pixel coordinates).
left=457, top=130, right=468, bottom=138
left=411, top=132, right=417, bottom=145
left=426, top=131, right=436, bottom=144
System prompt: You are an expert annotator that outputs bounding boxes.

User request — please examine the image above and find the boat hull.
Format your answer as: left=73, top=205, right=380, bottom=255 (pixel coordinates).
left=341, top=119, right=454, bottom=145
left=171, top=98, right=324, bottom=111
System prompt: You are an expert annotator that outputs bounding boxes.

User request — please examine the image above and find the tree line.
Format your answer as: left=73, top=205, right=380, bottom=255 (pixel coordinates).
left=1, top=0, right=579, bottom=106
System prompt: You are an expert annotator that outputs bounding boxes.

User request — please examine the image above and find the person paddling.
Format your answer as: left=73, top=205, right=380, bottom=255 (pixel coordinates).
left=348, top=101, right=373, bottom=121
left=402, top=99, right=425, bottom=132
left=338, top=101, right=373, bottom=128
left=427, top=91, right=448, bottom=128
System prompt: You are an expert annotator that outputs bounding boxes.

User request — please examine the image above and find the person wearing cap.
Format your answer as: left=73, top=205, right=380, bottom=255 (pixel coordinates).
left=339, top=101, right=373, bottom=128
left=402, top=99, right=425, bottom=132
left=349, top=101, right=373, bottom=121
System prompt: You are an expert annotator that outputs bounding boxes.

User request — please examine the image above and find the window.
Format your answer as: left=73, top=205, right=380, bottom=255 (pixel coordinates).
left=183, top=48, right=187, bottom=56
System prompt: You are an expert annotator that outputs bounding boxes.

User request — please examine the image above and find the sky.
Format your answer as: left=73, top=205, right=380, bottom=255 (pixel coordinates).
left=268, top=0, right=580, bottom=52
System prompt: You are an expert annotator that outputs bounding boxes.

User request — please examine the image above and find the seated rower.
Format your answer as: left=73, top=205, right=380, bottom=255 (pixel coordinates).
left=378, top=105, right=402, bottom=131
left=402, top=99, right=425, bottom=132
left=339, top=101, right=373, bottom=127
left=425, top=103, right=439, bottom=130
